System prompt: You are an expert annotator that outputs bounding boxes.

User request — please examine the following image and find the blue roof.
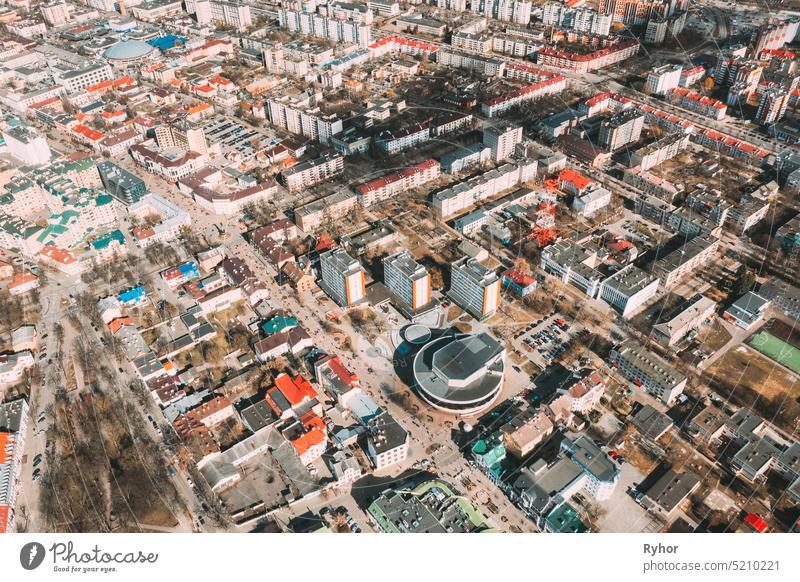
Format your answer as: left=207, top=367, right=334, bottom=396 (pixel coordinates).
left=119, top=284, right=146, bottom=304
left=148, top=35, right=186, bottom=50
left=178, top=261, right=199, bottom=278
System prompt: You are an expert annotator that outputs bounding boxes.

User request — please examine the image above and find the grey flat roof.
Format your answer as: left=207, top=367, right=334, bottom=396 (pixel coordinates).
left=562, top=435, right=619, bottom=483
left=631, top=405, right=674, bottom=440
left=413, top=333, right=504, bottom=405
left=644, top=470, right=700, bottom=513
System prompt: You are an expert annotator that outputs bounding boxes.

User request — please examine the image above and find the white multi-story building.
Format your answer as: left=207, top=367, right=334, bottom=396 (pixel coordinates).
left=367, top=412, right=409, bottom=471
left=652, top=294, right=716, bottom=347
left=3, top=125, right=51, bottom=166
left=320, top=248, right=366, bottom=307
left=355, top=159, right=440, bottom=207
left=449, top=257, right=501, bottom=320
left=560, top=436, right=619, bottom=501
left=598, top=265, right=659, bottom=318
left=572, top=186, right=611, bottom=217
left=383, top=251, right=431, bottom=312
left=41, top=1, right=72, bottom=26
left=652, top=234, right=720, bottom=288
left=209, top=0, right=252, bottom=31
left=542, top=2, right=612, bottom=36
left=599, top=109, right=645, bottom=150
left=375, top=123, right=430, bottom=154
left=540, top=239, right=604, bottom=298
left=644, top=63, right=683, bottom=95
left=483, top=123, right=523, bottom=162
left=474, top=0, right=532, bottom=25
left=279, top=8, right=372, bottom=48
left=54, top=61, right=113, bottom=92
left=433, top=158, right=537, bottom=218
left=281, top=151, right=344, bottom=192
left=267, top=94, right=343, bottom=145
left=610, top=339, right=687, bottom=405
left=368, top=0, right=400, bottom=16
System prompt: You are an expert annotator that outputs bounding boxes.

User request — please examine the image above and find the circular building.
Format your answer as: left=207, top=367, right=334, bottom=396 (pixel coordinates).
left=104, top=40, right=155, bottom=64
left=403, top=324, right=431, bottom=346
left=412, top=332, right=505, bottom=415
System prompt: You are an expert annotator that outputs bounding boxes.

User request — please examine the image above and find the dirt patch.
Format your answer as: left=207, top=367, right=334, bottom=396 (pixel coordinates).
left=706, top=346, right=800, bottom=433
left=696, top=319, right=732, bottom=352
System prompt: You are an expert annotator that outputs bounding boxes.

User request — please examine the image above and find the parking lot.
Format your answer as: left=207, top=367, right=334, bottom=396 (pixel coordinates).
left=513, top=312, right=586, bottom=369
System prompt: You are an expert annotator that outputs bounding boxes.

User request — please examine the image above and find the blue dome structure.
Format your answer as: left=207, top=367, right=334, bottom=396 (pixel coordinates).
left=104, top=40, right=155, bottom=62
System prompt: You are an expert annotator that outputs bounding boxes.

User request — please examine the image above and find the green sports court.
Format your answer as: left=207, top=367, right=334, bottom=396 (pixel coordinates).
left=748, top=331, right=800, bottom=375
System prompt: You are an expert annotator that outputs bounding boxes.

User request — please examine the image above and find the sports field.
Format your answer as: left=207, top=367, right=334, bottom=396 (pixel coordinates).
left=748, top=331, right=800, bottom=375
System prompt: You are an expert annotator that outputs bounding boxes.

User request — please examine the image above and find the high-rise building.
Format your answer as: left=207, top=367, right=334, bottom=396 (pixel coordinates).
left=598, top=0, right=676, bottom=26
left=210, top=0, right=252, bottom=31
left=755, top=86, right=790, bottom=126
left=482, top=123, right=523, bottom=162
left=2, top=125, right=51, bottom=166
left=599, top=109, right=644, bottom=151
left=320, top=248, right=366, bottom=307
left=190, top=0, right=213, bottom=24
left=383, top=251, right=430, bottom=312
left=155, top=121, right=208, bottom=154
left=644, top=64, right=682, bottom=96
left=279, top=8, right=372, bottom=48
left=448, top=257, right=501, bottom=320
left=41, top=1, right=72, bottom=26
left=542, top=2, right=612, bottom=36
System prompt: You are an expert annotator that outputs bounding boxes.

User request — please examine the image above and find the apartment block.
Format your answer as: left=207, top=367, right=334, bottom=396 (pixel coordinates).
left=319, top=248, right=366, bottom=307
left=448, top=257, right=501, bottom=320
left=383, top=251, right=431, bottom=312
left=610, top=339, right=687, bottom=405
left=281, top=152, right=344, bottom=192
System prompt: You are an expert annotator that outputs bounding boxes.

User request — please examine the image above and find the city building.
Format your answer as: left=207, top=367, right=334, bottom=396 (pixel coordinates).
left=383, top=251, right=431, bottom=313
left=366, top=412, right=409, bottom=471
left=355, top=160, right=440, bottom=207
left=668, top=88, right=727, bottom=120
left=641, top=470, right=700, bottom=519
left=599, top=109, right=645, bottom=151
left=209, top=0, right=252, bottom=31
left=0, top=398, right=28, bottom=533
left=644, top=64, right=683, bottom=96
left=97, top=161, right=148, bottom=205
left=368, top=479, right=492, bottom=532
left=723, top=291, right=770, bottom=330
left=319, top=248, right=366, bottom=307
left=598, top=265, right=659, bottom=318
left=542, top=3, right=612, bottom=36
left=652, top=294, right=716, bottom=347
left=2, top=125, right=51, bottom=166
left=610, top=339, right=688, bottom=405
left=412, top=332, right=505, bottom=415
left=448, top=257, right=501, bottom=320
left=483, top=123, right=523, bottom=162
left=501, top=408, right=554, bottom=459
left=652, top=234, right=720, bottom=288
left=281, top=152, right=344, bottom=192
